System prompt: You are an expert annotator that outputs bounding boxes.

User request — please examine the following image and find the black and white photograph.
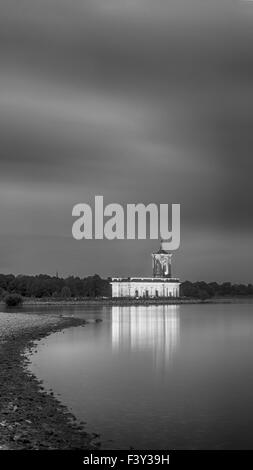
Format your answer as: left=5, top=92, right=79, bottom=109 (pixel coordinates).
left=0, top=0, right=253, bottom=464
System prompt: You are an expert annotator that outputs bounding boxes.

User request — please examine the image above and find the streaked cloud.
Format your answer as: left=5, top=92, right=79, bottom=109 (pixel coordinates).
left=0, top=0, right=252, bottom=281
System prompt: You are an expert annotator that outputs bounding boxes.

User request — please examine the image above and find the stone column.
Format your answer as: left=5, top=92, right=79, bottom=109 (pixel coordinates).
left=168, top=254, right=173, bottom=278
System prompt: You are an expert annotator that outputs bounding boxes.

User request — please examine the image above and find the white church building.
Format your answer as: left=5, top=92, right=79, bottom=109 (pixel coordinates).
left=111, top=242, right=180, bottom=298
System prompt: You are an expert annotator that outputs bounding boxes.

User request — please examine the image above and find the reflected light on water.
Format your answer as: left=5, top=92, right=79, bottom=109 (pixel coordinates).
left=112, top=305, right=180, bottom=366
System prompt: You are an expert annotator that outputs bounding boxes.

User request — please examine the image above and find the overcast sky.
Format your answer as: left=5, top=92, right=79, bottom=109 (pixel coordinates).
left=0, top=0, right=252, bottom=282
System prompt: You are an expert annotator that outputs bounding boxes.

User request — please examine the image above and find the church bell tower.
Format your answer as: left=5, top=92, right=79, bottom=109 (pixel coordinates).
left=152, top=240, right=173, bottom=278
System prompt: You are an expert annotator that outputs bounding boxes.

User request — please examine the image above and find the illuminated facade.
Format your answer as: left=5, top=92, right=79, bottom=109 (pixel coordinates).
left=111, top=242, right=180, bottom=298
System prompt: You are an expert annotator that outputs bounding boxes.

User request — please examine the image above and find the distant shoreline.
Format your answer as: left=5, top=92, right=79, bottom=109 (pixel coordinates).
left=14, top=296, right=253, bottom=307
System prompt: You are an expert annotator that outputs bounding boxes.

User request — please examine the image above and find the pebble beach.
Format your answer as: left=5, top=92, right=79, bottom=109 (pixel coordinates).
left=0, top=311, right=96, bottom=450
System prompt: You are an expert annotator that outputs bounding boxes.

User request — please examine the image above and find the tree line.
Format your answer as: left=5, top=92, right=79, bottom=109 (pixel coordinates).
left=0, top=274, right=111, bottom=299
left=0, top=274, right=252, bottom=300
left=180, top=281, right=253, bottom=300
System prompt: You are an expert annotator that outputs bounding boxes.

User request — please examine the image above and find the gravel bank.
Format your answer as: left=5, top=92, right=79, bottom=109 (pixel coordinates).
left=0, top=312, right=97, bottom=450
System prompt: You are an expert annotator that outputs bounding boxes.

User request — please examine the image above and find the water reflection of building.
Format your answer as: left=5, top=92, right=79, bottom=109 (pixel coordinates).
left=112, top=305, right=180, bottom=366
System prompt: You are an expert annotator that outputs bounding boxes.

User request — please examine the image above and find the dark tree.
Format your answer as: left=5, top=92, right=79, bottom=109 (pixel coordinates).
left=5, top=294, right=23, bottom=307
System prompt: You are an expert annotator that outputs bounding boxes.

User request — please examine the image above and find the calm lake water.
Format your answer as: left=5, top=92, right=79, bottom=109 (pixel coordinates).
left=28, top=303, right=253, bottom=449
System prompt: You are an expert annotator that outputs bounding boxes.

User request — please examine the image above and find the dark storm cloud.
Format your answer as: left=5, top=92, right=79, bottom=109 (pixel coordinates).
left=0, top=0, right=252, bottom=280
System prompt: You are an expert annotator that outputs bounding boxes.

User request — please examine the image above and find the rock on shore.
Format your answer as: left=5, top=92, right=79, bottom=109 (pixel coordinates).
left=0, top=312, right=96, bottom=450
